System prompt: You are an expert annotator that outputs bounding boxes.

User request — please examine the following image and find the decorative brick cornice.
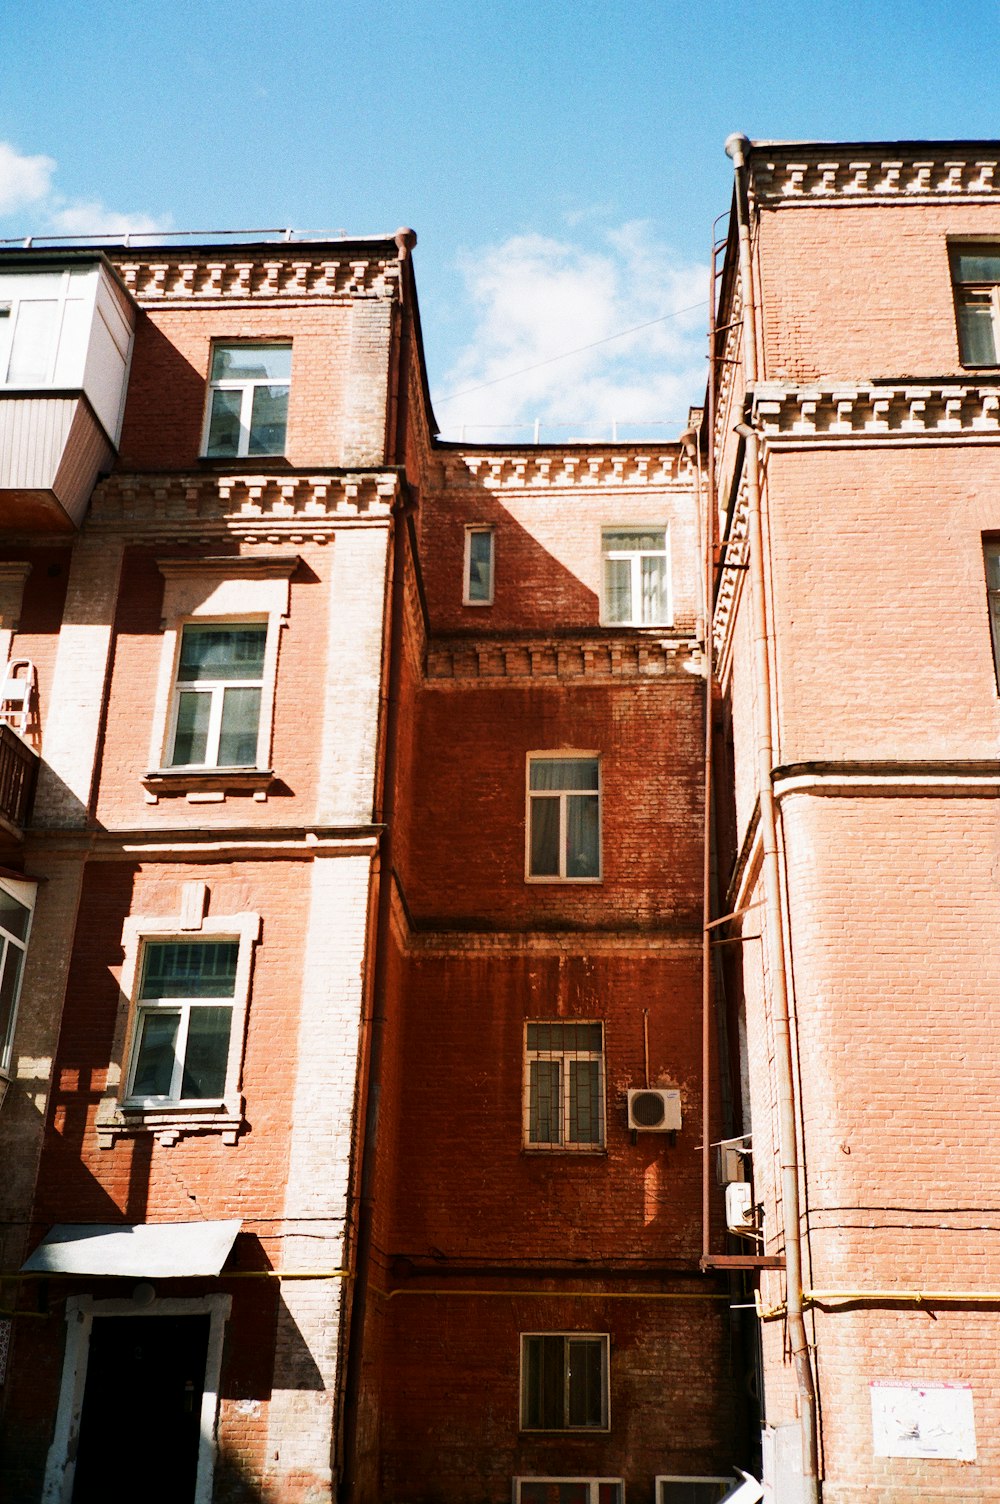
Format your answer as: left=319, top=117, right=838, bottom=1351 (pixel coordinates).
left=752, top=382, right=1000, bottom=442
left=445, top=449, right=689, bottom=489
left=750, top=146, right=1000, bottom=206
left=88, top=470, right=398, bottom=537
left=111, top=251, right=401, bottom=304
left=426, top=633, right=701, bottom=683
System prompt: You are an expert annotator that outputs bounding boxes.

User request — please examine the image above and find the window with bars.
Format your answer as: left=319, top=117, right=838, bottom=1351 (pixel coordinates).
left=524, top=1022, right=604, bottom=1150
left=952, top=248, right=1000, bottom=366
left=601, top=526, right=670, bottom=625
left=167, top=623, right=267, bottom=769
left=203, top=342, right=291, bottom=457
left=520, top=1333, right=609, bottom=1431
left=527, top=755, right=601, bottom=881
left=125, top=940, right=239, bottom=1106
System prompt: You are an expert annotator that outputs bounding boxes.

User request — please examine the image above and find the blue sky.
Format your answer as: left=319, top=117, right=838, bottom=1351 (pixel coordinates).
left=3, top=1, right=998, bottom=441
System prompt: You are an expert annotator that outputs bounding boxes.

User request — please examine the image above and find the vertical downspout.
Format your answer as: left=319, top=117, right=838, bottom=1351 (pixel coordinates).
left=725, top=132, right=820, bottom=1502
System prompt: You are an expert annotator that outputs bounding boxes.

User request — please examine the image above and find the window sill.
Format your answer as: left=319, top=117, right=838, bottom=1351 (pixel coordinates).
left=522, top=1145, right=607, bottom=1156
left=143, top=768, right=275, bottom=804
left=525, top=876, right=602, bottom=885
left=97, top=1102, right=244, bottom=1149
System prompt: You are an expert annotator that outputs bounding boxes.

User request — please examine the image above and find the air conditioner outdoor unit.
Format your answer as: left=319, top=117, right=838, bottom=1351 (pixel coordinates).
left=513, top=1478, right=624, bottom=1504
left=627, top=1087, right=681, bottom=1132
left=725, top=1182, right=757, bottom=1236
left=657, top=1474, right=762, bottom=1504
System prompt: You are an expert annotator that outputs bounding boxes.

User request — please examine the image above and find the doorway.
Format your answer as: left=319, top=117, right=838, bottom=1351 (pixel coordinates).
left=70, top=1315, right=210, bottom=1504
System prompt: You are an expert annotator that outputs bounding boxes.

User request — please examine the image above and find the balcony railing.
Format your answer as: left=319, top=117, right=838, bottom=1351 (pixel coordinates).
left=0, top=724, right=38, bottom=833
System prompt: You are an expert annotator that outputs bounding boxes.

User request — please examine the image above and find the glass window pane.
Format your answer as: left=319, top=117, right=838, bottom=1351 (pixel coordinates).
left=178, top=626, right=266, bottom=682
left=467, top=530, right=493, bottom=601
left=986, top=545, right=1000, bottom=592
left=557, top=1488, right=589, bottom=1504
left=523, top=1335, right=564, bottom=1428
left=6, top=300, right=59, bottom=383
left=211, top=343, right=291, bottom=382
left=569, top=1059, right=602, bottom=1143
left=529, top=1059, right=561, bottom=1144
left=566, top=794, right=600, bottom=878
left=603, top=528, right=665, bottom=553
left=958, top=295, right=998, bottom=364
left=140, top=941, right=238, bottom=999
left=0, top=939, right=24, bottom=1055
left=180, top=1005, right=232, bottom=1099
left=217, top=686, right=261, bottom=766
left=603, top=556, right=631, bottom=622
left=640, top=554, right=667, bottom=623
left=530, top=758, right=599, bottom=791
left=248, top=383, right=288, bottom=455
left=954, top=251, right=1000, bottom=283
left=567, top=1339, right=603, bottom=1426
left=529, top=796, right=561, bottom=876
left=170, top=690, right=211, bottom=766
left=205, top=387, right=243, bottom=456
left=527, top=1022, right=601, bottom=1053
left=0, top=888, right=31, bottom=942
left=131, top=1011, right=180, bottom=1097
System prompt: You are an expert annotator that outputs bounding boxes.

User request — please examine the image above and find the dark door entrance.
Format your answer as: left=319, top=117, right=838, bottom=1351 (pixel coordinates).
left=71, top=1314, right=211, bottom=1504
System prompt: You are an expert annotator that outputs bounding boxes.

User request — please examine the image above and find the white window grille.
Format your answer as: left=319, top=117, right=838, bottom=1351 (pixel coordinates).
left=125, top=940, right=239, bottom=1107
left=167, top=623, right=267, bottom=769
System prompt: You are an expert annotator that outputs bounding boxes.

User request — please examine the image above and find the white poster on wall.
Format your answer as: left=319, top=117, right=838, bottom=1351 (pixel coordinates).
left=870, top=1380, right=976, bottom=1461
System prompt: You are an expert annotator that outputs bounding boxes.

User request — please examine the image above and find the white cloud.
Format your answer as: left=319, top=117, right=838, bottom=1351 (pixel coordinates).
left=435, top=222, right=708, bottom=444
left=0, top=139, right=170, bottom=242
left=0, top=142, right=56, bottom=215
left=47, top=200, right=167, bottom=238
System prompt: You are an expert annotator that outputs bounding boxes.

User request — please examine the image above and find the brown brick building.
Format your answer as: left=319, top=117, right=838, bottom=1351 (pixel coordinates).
left=713, top=137, right=1000, bottom=1502
left=0, top=226, right=742, bottom=1503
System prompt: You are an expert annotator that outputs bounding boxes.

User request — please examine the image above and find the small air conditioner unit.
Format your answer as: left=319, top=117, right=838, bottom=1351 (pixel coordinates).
left=627, top=1087, right=681, bottom=1132
left=513, top=1478, right=624, bottom=1504
left=725, top=1182, right=757, bottom=1236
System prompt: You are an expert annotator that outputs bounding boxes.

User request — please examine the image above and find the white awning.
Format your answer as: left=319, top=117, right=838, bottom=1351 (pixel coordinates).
left=21, top=1220, right=242, bottom=1278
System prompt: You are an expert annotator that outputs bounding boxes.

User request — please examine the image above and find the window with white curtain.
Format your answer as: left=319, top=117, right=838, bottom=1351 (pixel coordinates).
left=527, top=755, right=601, bottom=881
left=601, top=526, right=670, bottom=625
left=524, top=1022, right=605, bottom=1149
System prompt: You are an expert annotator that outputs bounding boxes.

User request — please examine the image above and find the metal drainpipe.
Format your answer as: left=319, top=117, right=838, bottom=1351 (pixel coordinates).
left=725, top=132, right=820, bottom=1502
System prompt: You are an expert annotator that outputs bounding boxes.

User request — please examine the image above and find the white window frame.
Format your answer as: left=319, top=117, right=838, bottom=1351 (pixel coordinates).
left=43, top=1293, right=231, bottom=1504
left=525, top=753, right=602, bottom=883
left=200, top=341, right=291, bottom=458
left=97, top=904, right=260, bottom=1147
left=123, top=938, right=242, bottom=1110
left=952, top=246, right=1000, bottom=367
left=656, top=1478, right=737, bottom=1504
left=148, top=558, right=296, bottom=793
left=0, top=874, right=35, bottom=1079
left=165, top=618, right=269, bottom=770
left=0, top=269, right=80, bottom=388
left=519, top=1332, right=610, bottom=1433
left=600, top=524, right=672, bottom=627
left=523, top=1021, right=605, bottom=1151
left=463, top=524, right=495, bottom=606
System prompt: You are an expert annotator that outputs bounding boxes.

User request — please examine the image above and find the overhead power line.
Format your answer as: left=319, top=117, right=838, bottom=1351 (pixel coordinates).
left=436, top=299, right=705, bottom=403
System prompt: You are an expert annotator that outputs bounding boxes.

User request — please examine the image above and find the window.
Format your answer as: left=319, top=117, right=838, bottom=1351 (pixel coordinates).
left=602, top=527, right=670, bottom=625
left=125, top=941, right=239, bottom=1106
left=520, top=1334, right=609, bottom=1431
left=656, top=1480, right=737, bottom=1504
left=0, top=270, right=92, bottom=388
left=0, top=879, right=33, bottom=1075
left=167, top=622, right=267, bottom=769
left=525, top=1023, right=604, bottom=1149
left=515, top=1483, right=624, bottom=1504
left=203, top=343, right=291, bottom=457
left=985, top=542, right=1000, bottom=689
left=527, top=755, right=601, bottom=881
left=952, top=247, right=1000, bottom=366
left=463, top=526, right=494, bottom=605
